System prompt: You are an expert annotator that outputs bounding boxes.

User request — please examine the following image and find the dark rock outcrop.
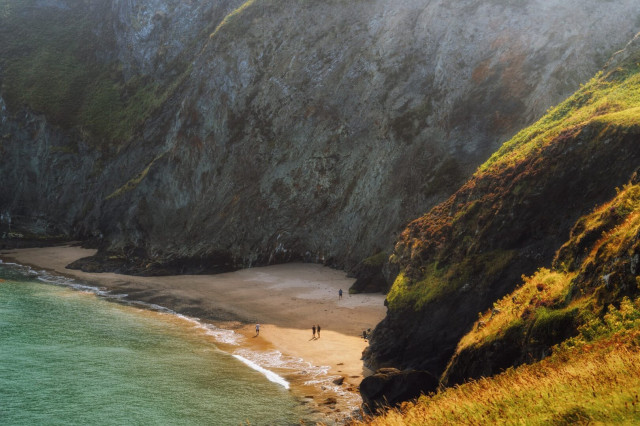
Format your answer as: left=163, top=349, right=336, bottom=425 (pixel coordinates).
left=66, top=249, right=236, bottom=276
left=441, top=308, right=579, bottom=387
left=360, top=368, right=438, bottom=413
left=332, top=376, right=345, bottom=386
left=350, top=252, right=389, bottom=293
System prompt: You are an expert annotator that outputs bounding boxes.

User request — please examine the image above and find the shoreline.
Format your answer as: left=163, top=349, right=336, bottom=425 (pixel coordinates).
left=0, top=245, right=387, bottom=423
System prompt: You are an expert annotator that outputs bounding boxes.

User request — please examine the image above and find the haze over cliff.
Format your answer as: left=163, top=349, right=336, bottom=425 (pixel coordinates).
left=1, top=0, right=639, bottom=273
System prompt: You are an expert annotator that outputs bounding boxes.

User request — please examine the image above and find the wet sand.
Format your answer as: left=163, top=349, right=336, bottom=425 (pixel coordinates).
left=0, top=245, right=387, bottom=422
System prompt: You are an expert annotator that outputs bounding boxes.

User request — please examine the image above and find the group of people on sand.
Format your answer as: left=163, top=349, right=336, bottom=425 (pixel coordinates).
left=254, top=288, right=350, bottom=339
left=307, top=288, right=346, bottom=339
left=255, top=322, right=324, bottom=339
left=312, top=324, right=321, bottom=339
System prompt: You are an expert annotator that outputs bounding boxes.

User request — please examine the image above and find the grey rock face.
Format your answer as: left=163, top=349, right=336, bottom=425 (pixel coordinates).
left=104, top=0, right=245, bottom=79
left=1, top=0, right=639, bottom=269
left=0, top=97, right=99, bottom=237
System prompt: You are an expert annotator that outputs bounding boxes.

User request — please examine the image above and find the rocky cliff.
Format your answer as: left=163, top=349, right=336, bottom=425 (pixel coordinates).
left=362, top=33, right=640, bottom=409
left=1, top=0, right=639, bottom=273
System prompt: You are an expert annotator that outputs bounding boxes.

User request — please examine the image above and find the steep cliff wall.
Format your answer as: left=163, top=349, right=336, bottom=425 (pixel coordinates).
left=1, top=0, right=639, bottom=271
left=363, top=35, right=640, bottom=398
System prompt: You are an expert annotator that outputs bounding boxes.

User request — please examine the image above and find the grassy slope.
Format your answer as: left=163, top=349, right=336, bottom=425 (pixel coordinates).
left=455, top=182, right=640, bottom=356
left=360, top=39, right=640, bottom=424
left=439, top=178, right=640, bottom=386
left=386, top=43, right=640, bottom=313
left=0, top=0, right=185, bottom=148
left=358, top=330, right=640, bottom=424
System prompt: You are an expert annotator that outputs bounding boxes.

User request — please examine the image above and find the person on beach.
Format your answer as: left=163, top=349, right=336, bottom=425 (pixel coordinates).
left=255, top=323, right=260, bottom=336
left=317, top=324, right=321, bottom=338
left=339, top=289, right=343, bottom=299
left=312, top=325, right=316, bottom=338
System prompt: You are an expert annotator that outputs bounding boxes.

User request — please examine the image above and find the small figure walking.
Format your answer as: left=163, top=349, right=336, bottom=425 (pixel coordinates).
left=255, top=323, right=260, bottom=336
left=312, top=325, right=316, bottom=339
left=317, top=324, right=321, bottom=338
left=339, top=289, right=343, bottom=300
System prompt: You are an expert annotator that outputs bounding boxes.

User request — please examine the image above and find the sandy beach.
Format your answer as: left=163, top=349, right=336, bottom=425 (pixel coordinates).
left=0, top=245, right=387, bottom=422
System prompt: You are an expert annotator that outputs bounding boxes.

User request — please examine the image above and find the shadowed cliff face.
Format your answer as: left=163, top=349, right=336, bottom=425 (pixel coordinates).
left=1, top=0, right=639, bottom=270
left=364, top=35, right=640, bottom=387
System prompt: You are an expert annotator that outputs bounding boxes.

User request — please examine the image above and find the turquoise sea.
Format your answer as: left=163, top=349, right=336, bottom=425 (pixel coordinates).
left=0, top=262, right=318, bottom=425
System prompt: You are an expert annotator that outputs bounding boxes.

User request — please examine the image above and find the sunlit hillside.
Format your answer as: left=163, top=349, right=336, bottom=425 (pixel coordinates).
left=358, top=329, right=640, bottom=424
left=387, top=41, right=640, bottom=314
left=359, top=35, right=640, bottom=423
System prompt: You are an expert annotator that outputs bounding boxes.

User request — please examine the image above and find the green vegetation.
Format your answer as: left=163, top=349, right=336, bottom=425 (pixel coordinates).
left=386, top=270, right=447, bottom=311
left=479, top=57, right=640, bottom=174
left=209, top=0, right=257, bottom=39
left=105, top=154, right=165, bottom=200
left=0, top=0, right=188, bottom=148
left=529, top=307, right=578, bottom=345
left=362, top=251, right=388, bottom=268
left=569, top=296, right=640, bottom=344
left=387, top=249, right=515, bottom=310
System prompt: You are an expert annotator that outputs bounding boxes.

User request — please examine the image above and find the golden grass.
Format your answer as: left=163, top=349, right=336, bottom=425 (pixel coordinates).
left=355, top=331, right=640, bottom=425
left=479, top=61, right=640, bottom=175
left=457, top=268, right=575, bottom=351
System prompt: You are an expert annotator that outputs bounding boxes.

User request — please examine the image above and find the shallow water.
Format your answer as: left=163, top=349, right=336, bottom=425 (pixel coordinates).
left=0, top=263, right=315, bottom=425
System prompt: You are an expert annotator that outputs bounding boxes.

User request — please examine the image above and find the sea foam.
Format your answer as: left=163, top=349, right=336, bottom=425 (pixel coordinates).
left=232, top=354, right=290, bottom=389
left=1, top=260, right=353, bottom=402
left=173, top=313, right=242, bottom=346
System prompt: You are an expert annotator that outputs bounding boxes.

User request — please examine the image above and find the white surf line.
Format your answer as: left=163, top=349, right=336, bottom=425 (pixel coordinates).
left=232, top=354, right=290, bottom=390
left=2, top=260, right=289, bottom=390
left=173, top=313, right=242, bottom=346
